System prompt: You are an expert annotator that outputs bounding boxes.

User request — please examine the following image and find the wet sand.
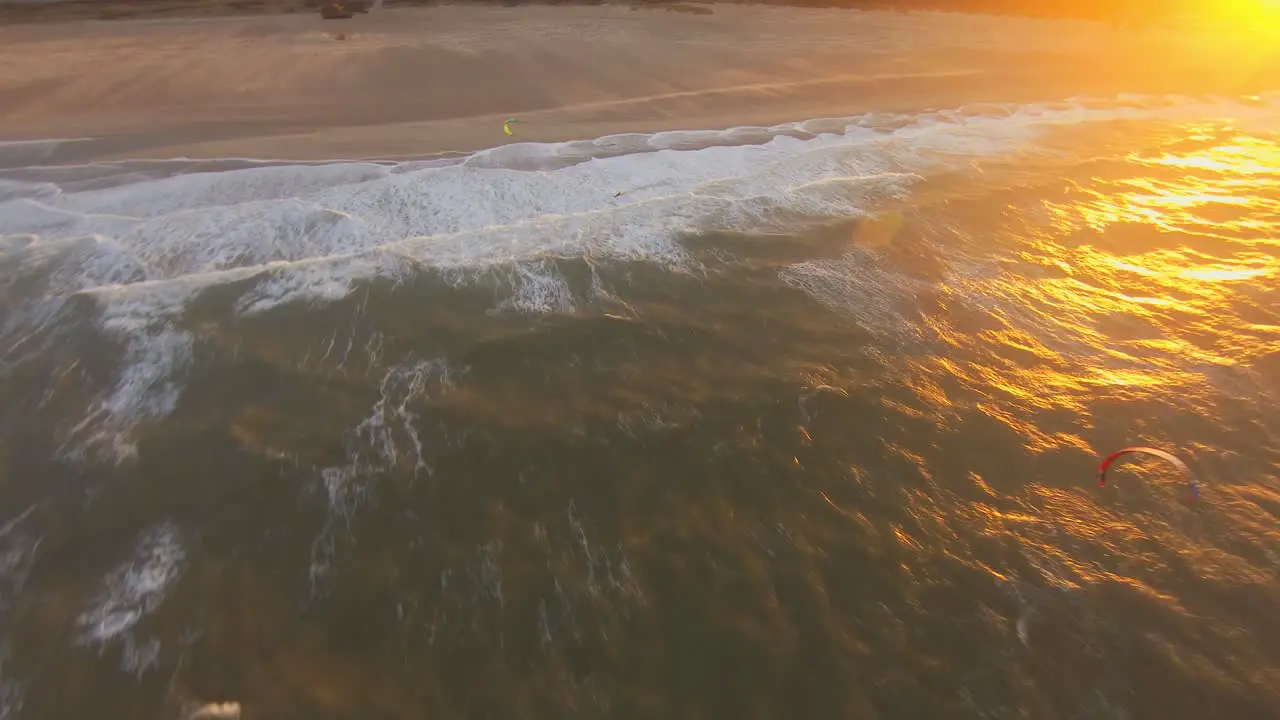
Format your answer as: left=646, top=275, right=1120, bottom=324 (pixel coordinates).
left=0, top=5, right=1275, bottom=163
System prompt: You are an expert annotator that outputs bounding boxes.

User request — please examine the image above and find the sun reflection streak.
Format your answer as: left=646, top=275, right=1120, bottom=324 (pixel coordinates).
left=873, top=122, right=1280, bottom=613
left=795, top=115, right=1280, bottom=702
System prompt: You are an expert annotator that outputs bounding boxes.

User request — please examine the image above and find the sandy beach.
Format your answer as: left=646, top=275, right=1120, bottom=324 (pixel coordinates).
left=2, top=4, right=1275, bottom=164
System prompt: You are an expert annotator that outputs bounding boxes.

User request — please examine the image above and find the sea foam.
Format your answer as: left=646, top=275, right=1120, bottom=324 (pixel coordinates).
left=1, top=93, right=1277, bottom=462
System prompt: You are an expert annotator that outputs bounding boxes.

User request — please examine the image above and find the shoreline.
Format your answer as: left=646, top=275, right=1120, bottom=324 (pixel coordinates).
left=2, top=5, right=1274, bottom=165
left=0, top=0, right=1163, bottom=26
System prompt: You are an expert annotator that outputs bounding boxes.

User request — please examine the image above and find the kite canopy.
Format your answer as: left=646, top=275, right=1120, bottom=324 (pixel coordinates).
left=1097, top=446, right=1200, bottom=502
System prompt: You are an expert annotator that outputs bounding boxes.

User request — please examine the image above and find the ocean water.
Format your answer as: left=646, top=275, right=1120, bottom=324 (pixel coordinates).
left=1, top=91, right=1279, bottom=719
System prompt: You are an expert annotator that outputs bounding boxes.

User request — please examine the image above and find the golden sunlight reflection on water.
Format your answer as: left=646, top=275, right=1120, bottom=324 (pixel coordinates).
left=881, top=122, right=1280, bottom=662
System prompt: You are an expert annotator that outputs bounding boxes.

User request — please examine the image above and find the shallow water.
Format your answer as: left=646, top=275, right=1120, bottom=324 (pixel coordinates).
left=1, top=90, right=1279, bottom=719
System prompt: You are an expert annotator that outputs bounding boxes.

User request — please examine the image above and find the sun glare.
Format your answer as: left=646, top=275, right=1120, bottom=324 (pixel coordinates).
left=1203, top=0, right=1280, bottom=24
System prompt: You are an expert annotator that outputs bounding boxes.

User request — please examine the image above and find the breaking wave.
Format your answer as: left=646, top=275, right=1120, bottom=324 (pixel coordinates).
left=2, top=93, right=1276, bottom=463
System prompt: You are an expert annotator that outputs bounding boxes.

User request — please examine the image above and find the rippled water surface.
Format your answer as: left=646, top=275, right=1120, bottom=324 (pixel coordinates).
left=1, top=91, right=1279, bottom=719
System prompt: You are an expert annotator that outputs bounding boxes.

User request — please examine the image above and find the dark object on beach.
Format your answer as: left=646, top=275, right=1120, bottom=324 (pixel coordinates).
left=320, top=2, right=354, bottom=18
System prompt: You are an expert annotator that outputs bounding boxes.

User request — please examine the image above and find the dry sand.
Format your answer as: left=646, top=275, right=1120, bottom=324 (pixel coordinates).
left=0, top=4, right=1274, bottom=163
